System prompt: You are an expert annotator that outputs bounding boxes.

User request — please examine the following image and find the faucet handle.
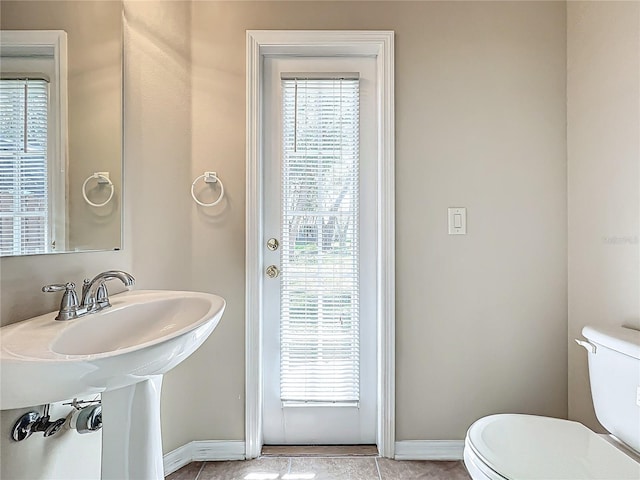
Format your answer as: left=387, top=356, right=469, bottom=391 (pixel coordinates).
left=95, top=283, right=110, bottom=309
left=42, top=282, right=79, bottom=321
left=81, top=278, right=109, bottom=309
left=42, top=282, right=73, bottom=293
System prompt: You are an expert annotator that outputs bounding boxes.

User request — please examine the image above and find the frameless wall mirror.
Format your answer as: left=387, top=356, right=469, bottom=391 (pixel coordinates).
left=0, top=1, right=122, bottom=257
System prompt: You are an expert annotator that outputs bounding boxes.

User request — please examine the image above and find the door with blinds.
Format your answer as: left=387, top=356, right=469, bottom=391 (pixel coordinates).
left=263, top=56, right=377, bottom=444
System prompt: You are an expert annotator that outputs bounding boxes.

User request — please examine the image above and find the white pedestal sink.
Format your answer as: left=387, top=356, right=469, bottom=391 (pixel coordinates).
left=0, top=290, right=226, bottom=479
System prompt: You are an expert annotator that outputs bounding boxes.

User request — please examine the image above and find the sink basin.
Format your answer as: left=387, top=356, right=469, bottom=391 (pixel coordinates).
left=0, top=289, right=226, bottom=479
left=52, top=295, right=216, bottom=356
left=1, top=290, right=226, bottom=410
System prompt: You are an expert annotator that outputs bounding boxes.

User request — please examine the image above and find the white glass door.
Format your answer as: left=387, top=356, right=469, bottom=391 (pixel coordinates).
left=262, top=56, right=377, bottom=445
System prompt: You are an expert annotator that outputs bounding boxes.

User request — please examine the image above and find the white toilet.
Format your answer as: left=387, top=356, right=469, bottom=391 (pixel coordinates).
left=464, top=325, right=640, bottom=479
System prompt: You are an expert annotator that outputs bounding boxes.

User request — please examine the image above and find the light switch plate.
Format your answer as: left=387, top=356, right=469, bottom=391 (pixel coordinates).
left=636, top=386, right=640, bottom=407
left=448, top=207, right=466, bottom=235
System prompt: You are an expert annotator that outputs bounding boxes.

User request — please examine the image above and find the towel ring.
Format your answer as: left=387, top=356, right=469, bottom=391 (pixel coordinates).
left=191, top=171, right=225, bottom=207
left=82, top=173, right=114, bottom=208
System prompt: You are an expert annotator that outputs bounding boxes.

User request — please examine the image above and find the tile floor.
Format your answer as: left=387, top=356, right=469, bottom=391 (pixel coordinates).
left=166, top=457, right=471, bottom=480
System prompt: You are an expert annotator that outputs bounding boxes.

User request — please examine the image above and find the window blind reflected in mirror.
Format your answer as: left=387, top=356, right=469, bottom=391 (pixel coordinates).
left=0, top=78, right=49, bottom=256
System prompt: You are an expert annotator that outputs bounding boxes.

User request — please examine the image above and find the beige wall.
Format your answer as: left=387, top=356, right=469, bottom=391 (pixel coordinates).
left=1, top=1, right=571, bottom=477
left=124, top=0, right=196, bottom=453
left=567, top=1, right=640, bottom=431
left=178, top=0, right=568, bottom=448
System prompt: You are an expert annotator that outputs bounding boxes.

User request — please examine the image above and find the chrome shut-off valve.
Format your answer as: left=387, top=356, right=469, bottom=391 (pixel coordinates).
left=70, top=404, right=102, bottom=434
left=11, top=405, right=65, bottom=441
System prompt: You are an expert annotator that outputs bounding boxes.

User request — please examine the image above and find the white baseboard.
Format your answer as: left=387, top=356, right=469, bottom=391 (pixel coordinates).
left=164, top=443, right=193, bottom=476
left=394, top=440, right=464, bottom=461
left=192, top=440, right=246, bottom=461
left=164, top=440, right=246, bottom=476
left=165, top=439, right=461, bottom=474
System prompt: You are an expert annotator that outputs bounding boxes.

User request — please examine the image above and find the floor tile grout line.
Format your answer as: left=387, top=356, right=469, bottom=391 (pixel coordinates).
left=374, top=457, right=382, bottom=480
left=262, top=455, right=379, bottom=459
left=193, top=461, right=206, bottom=480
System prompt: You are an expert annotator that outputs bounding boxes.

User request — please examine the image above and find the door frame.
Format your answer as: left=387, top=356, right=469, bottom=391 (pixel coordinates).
left=245, top=30, right=395, bottom=459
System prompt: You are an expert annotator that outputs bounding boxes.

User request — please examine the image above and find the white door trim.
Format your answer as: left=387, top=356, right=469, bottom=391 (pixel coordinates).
left=245, top=30, right=395, bottom=458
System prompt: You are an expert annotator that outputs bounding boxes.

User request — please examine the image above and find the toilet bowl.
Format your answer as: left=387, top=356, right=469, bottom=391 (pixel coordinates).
left=463, top=325, right=640, bottom=480
left=464, top=414, right=640, bottom=479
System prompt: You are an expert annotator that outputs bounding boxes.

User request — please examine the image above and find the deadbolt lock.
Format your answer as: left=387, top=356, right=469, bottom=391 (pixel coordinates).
left=266, top=265, right=280, bottom=278
left=267, top=238, right=279, bottom=251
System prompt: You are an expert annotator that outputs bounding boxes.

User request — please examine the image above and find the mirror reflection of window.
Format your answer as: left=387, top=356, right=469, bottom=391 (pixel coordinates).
left=0, top=78, right=50, bottom=255
left=0, top=31, right=67, bottom=256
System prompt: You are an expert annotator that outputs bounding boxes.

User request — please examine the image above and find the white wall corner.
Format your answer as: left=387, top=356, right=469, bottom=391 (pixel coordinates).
left=164, top=441, right=246, bottom=476
left=394, top=440, right=465, bottom=461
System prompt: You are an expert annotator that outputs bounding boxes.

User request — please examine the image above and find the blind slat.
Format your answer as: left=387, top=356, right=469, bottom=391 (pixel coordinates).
left=279, top=77, right=361, bottom=404
left=0, top=79, right=49, bottom=255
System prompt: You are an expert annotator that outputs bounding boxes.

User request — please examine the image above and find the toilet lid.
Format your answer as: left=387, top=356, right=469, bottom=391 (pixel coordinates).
left=466, top=414, right=640, bottom=480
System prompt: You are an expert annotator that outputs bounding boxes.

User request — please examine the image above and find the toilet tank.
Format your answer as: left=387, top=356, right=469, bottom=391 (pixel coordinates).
left=582, top=325, right=640, bottom=453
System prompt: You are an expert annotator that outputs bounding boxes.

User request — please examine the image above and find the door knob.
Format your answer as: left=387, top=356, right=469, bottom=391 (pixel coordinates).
left=266, top=265, right=280, bottom=278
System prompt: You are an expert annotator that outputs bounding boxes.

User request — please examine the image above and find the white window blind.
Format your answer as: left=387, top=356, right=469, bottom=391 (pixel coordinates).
left=0, top=79, right=49, bottom=255
left=280, top=77, right=360, bottom=404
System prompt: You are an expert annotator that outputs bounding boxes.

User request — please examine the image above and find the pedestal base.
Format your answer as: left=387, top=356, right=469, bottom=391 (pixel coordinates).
left=101, top=376, right=164, bottom=479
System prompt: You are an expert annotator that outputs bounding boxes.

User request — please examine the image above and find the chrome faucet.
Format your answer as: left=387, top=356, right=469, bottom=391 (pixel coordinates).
left=82, top=270, right=135, bottom=312
left=43, top=271, right=135, bottom=321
